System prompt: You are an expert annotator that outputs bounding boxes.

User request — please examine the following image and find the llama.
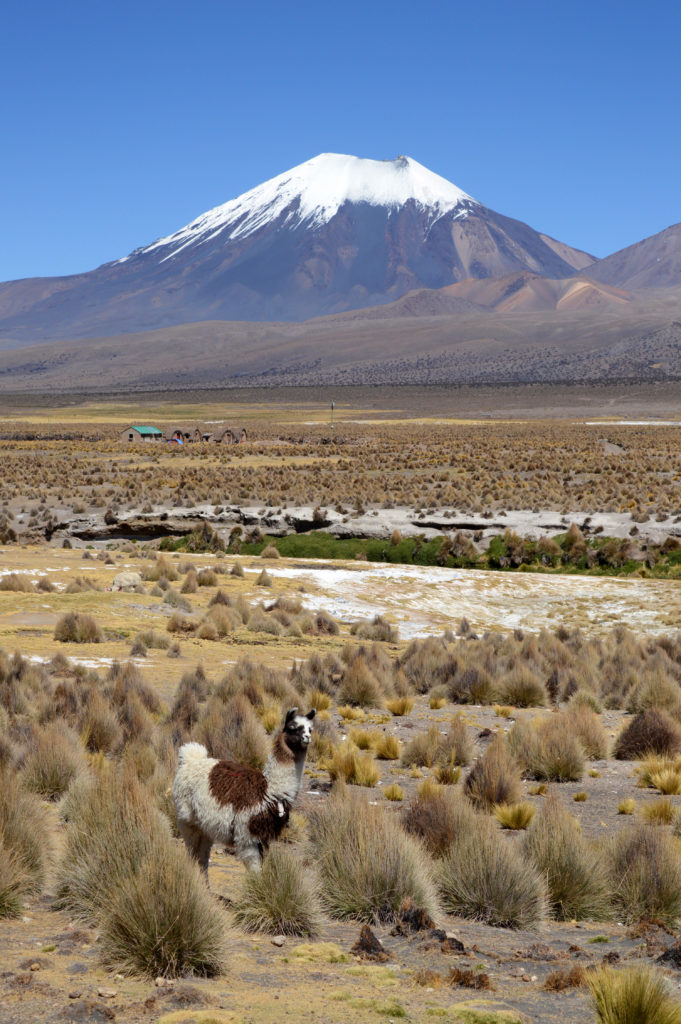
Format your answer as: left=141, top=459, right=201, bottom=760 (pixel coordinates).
left=173, top=707, right=315, bottom=873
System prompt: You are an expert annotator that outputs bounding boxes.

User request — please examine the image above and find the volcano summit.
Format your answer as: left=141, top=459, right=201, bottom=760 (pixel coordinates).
left=0, top=154, right=593, bottom=341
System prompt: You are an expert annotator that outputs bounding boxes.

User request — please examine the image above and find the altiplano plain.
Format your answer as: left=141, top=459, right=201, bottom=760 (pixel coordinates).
left=3, top=386, right=681, bottom=1024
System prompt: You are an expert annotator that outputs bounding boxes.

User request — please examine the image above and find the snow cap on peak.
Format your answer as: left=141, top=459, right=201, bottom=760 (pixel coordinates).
left=133, top=153, right=478, bottom=263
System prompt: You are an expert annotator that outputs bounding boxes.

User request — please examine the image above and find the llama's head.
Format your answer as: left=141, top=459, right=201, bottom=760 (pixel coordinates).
left=283, top=707, right=316, bottom=751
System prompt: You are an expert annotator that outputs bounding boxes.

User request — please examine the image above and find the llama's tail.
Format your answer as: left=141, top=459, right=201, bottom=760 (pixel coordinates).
left=177, top=741, right=210, bottom=767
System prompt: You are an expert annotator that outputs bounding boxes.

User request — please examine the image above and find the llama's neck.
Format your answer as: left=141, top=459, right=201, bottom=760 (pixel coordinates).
left=263, top=732, right=306, bottom=803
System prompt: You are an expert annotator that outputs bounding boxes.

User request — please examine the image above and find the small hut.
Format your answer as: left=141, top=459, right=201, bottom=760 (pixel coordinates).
left=121, top=425, right=163, bottom=443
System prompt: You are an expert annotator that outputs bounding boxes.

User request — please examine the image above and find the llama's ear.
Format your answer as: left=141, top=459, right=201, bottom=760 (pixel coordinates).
left=306, top=709, right=316, bottom=720
left=285, top=707, right=299, bottom=725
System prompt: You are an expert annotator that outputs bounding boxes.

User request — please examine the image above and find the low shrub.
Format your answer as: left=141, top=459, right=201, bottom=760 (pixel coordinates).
left=384, top=784, right=404, bottom=801
left=500, top=666, right=547, bottom=708
left=308, top=790, right=439, bottom=922
left=337, top=658, right=384, bottom=709
left=260, top=544, right=281, bottom=559
left=524, top=792, right=611, bottom=920
left=54, top=612, right=103, bottom=643
left=232, top=845, right=322, bottom=937
left=587, top=965, right=681, bottom=1024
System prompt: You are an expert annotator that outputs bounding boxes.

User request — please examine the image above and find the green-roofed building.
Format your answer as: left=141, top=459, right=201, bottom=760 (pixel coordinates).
left=121, top=425, right=163, bottom=443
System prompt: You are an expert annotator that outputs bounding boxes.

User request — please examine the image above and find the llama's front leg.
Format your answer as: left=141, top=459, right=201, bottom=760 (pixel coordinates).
left=239, top=840, right=264, bottom=872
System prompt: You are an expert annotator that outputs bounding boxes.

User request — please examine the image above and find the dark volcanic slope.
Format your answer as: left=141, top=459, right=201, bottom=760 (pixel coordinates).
left=585, top=222, right=681, bottom=289
left=0, top=154, right=592, bottom=343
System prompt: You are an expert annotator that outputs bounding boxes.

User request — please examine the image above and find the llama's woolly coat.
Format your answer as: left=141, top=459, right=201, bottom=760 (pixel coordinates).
left=173, top=709, right=314, bottom=872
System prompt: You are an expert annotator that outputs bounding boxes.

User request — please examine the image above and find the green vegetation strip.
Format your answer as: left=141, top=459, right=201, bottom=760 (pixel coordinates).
left=161, top=526, right=681, bottom=578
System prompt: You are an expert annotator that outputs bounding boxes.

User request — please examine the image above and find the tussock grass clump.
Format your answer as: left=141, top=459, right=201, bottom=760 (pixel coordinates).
left=386, top=696, right=414, bottom=716
left=99, top=840, right=226, bottom=978
left=256, top=568, right=273, bottom=588
left=494, top=802, right=536, bottom=830
left=439, top=804, right=547, bottom=928
left=132, top=629, right=171, bottom=651
left=0, top=843, right=28, bottom=917
left=402, top=717, right=473, bottom=771
left=338, top=657, right=385, bottom=709
left=260, top=544, right=281, bottom=559
left=641, top=797, right=676, bottom=825
left=464, top=734, right=522, bottom=809
left=375, top=734, right=401, bottom=760
left=607, top=824, right=681, bottom=926
left=587, top=965, right=681, bottom=1024
left=0, top=573, right=34, bottom=592
left=232, top=846, right=322, bottom=937
left=384, top=784, right=404, bottom=801
left=402, top=786, right=473, bottom=858
left=649, top=768, right=681, bottom=794
left=500, top=666, right=547, bottom=708
left=54, top=612, right=103, bottom=643
left=0, top=769, right=51, bottom=900
left=22, top=722, right=86, bottom=799
left=308, top=790, right=439, bottom=923
left=509, top=717, right=585, bottom=782
left=337, top=704, right=365, bottom=721
left=325, top=744, right=380, bottom=787
left=195, top=694, right=269, bottom=768
left=524, top=792, right=611, bottom=921
left=565, top=704, right=609, bottom=760
left=197, top=568, right=218, bottom=587
left=614, top=709, right=681, bottom=760
left=618, top=798, right=636, bottom=815
left=350, top=615, right=398, bottom=643
left=57, top=766, right=226, bottom=977
left=180, top=569, right=198, bottom=593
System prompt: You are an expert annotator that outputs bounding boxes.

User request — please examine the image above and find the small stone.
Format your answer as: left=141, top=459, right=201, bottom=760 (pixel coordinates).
left=271, top=935, right=286, bottom=947
left=30, top=963, right=40, bottom=971
left=522, top=975, right=531, bottom=983
left=68, top=991, right=82, bottom=999
left=114, top=974, right=124, bottom=982
left=98, top=988, right=117, bottom=999
left=155, top=977, right=166, bottom=988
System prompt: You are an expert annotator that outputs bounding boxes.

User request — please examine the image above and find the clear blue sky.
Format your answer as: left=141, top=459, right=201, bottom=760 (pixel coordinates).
left=2, top=0, right=679, bottom=281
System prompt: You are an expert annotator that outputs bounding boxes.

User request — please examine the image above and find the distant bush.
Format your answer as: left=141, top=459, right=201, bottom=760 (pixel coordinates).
left=22, top=721, right=86, bottom=799
left=0, top=573, right=33, bottom=592
left=54, top=612, right=103, bottom=643
left=402, top=786, right=472, bottom=858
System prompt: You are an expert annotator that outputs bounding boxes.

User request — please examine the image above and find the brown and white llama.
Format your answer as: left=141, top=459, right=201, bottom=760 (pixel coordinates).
left=173, top=707, right=315, bottom=873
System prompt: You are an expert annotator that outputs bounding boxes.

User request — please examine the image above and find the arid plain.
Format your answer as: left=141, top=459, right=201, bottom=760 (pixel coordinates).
left=3, top=384, right=681, bottom=1024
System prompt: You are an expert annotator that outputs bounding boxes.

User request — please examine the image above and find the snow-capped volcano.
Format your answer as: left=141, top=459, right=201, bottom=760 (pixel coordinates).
left=127, top=154, right=479, bottom=264
left=0, top=153, right=593, bottom=341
